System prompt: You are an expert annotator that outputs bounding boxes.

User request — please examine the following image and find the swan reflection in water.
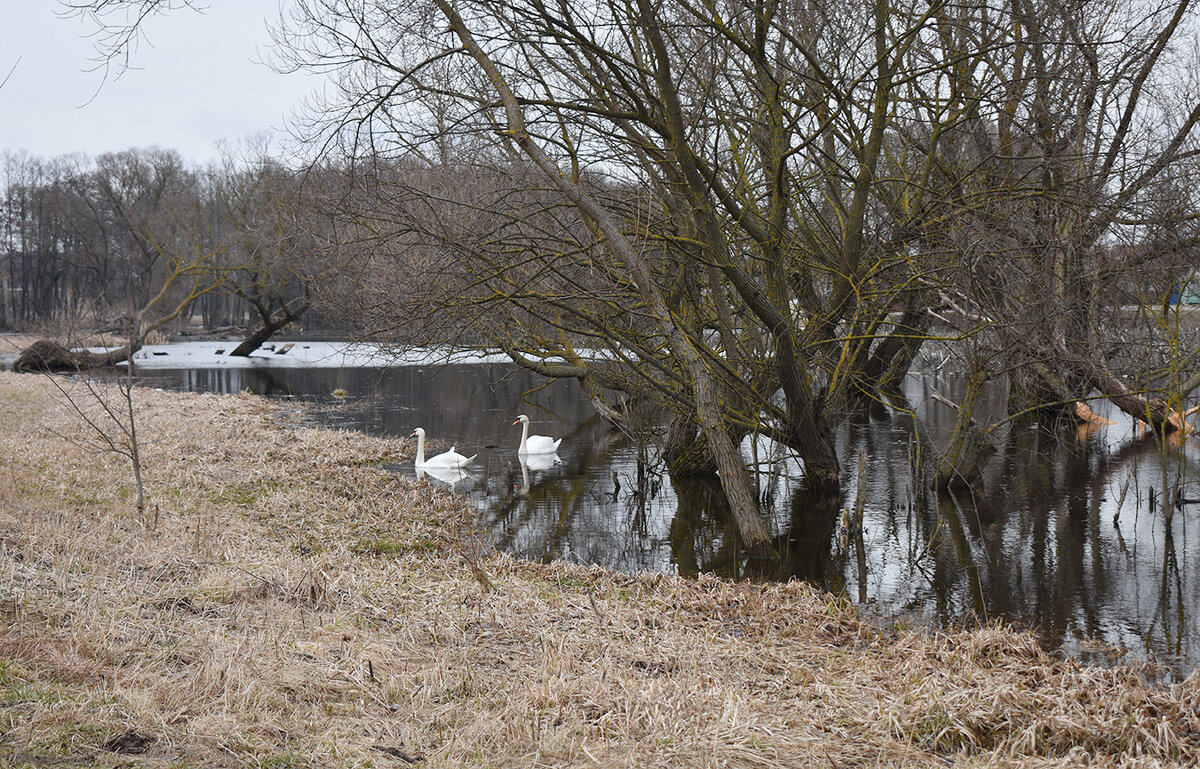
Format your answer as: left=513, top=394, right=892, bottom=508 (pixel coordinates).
left=517, top=451, right=562, bottom=495
left=415, top=463, right=475, bottom=487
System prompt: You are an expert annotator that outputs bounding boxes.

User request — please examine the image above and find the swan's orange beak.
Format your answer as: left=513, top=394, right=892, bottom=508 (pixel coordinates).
left=512, top=418, right=520, bottom=425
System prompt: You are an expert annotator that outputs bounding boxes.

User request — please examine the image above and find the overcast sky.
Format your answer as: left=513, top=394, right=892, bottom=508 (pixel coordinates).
left=1, top=2, right=320, bottom=165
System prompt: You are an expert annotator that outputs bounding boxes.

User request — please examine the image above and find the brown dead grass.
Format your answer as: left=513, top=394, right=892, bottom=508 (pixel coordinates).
left=0, top=334, right=41, bottom=357
left=1, top=370, right=1199, bottom=768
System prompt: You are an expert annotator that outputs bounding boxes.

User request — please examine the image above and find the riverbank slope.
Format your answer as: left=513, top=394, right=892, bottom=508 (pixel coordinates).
left=1, top=370, right=1198, bottom=767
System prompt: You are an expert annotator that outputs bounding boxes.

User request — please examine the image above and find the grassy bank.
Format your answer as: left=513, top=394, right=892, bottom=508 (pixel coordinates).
left=2, top=370, right=1199, bottom=768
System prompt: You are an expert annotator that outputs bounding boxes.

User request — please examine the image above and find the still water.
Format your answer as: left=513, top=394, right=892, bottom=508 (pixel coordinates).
left=132, top=344, right=1200, bottom=678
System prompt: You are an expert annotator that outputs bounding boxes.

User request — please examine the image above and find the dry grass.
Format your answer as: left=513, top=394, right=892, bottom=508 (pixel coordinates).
left=2, top=370, right=1199, bottom=768
left=0, top=335, right=42, bottom=357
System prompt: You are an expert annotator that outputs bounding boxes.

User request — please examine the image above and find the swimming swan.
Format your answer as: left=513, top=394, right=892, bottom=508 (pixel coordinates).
left=512, top=414, right=562, bottom=455
left=410, top=427, right=476, bottom=469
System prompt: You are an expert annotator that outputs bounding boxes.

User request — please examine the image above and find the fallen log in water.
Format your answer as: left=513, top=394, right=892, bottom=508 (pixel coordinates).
left=12, top=339, right=137, bottom=372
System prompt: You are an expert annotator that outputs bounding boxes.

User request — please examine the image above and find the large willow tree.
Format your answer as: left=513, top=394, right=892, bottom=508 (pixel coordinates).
left=275, top=0, right=979, bottom=544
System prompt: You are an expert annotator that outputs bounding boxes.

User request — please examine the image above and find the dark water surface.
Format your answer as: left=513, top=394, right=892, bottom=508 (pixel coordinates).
left=132, top=345, right=1200, bottom=678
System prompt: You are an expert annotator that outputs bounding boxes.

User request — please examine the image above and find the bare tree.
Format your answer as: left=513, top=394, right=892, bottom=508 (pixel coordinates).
left=58, top=0, right=206, bottom=79
left=917, top=0, right=1200, bottom=438
left=79, top=149, right=227, bottom=348
left=206, top=143, right=325, bottom=356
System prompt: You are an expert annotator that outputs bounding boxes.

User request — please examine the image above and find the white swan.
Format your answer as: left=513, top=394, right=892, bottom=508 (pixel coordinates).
left=513, top=414, right=562, bottom=455
left=410, top=427, right=476, bottom=469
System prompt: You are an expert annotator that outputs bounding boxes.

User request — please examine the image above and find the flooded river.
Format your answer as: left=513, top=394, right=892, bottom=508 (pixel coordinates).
left=54, top=341, right=1200, bottom=677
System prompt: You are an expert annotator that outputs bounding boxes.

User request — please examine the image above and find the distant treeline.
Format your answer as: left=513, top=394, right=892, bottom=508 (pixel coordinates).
left=0, top=147, right=333, bottom=337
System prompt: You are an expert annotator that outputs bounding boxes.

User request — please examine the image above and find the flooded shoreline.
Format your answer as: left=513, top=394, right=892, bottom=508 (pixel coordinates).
left=112, top=342, right=1200, bottom=678
left=4, top=335, right=1200, bottom=676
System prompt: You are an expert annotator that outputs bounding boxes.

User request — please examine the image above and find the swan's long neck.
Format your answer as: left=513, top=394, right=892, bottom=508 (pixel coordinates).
left=519, top=420, right=529, bottom=452
left=415, top=432, right=426, bottom=464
